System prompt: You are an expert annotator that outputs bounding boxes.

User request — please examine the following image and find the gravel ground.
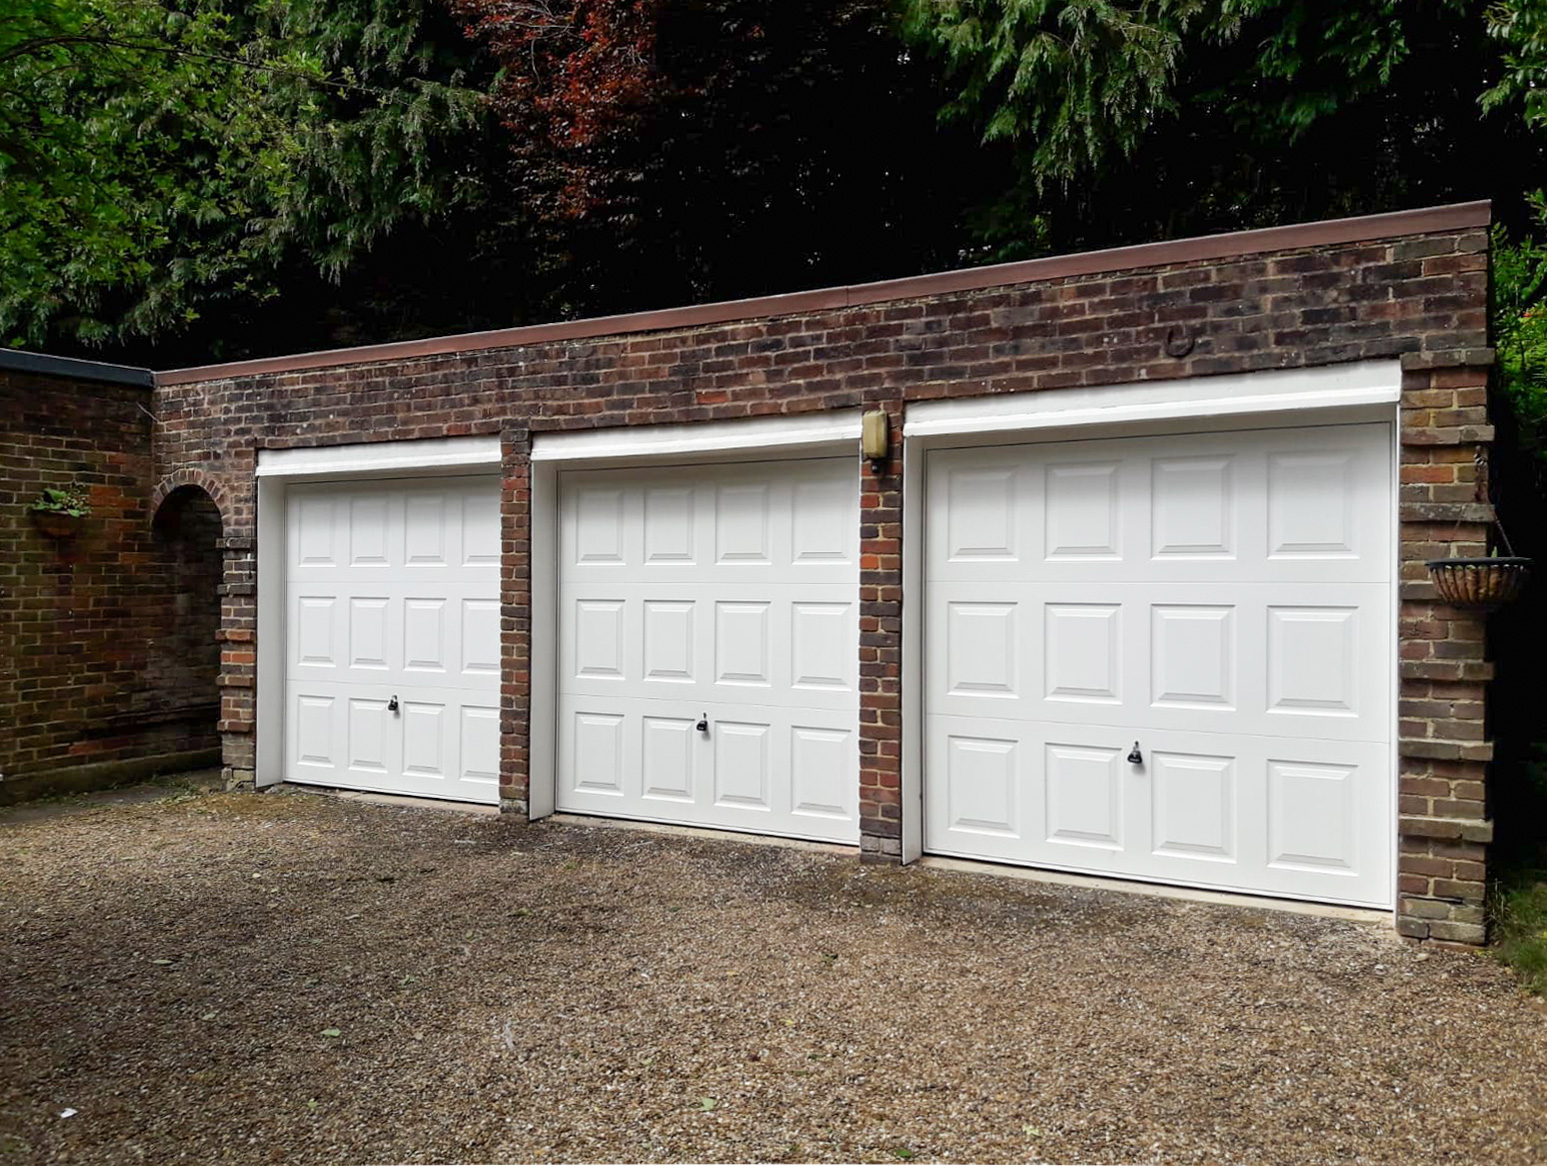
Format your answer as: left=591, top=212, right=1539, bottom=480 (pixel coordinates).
left=3, top=786, right=1546, bottom=1165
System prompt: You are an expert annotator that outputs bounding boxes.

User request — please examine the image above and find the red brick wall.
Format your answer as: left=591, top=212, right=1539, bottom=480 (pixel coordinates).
left=154, top=222, right=1494, bottom=942
left=0, top=370, right=222, bottom=790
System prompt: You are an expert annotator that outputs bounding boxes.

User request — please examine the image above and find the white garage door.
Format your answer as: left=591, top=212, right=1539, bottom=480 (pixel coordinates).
left=557, top=458, right=860, bottom=842
left=924, top=423, right=1393, bottom=907
left=283, top=476, right=502, bottom=803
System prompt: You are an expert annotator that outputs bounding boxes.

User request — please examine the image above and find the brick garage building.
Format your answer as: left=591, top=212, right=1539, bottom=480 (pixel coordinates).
left=11, top=202, right=1498, bottom=942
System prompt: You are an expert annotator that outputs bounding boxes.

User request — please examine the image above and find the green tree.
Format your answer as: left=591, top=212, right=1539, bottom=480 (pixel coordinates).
left=0, top=0, right=497, bottom=353
left=902, top=1, right=1547, bottom=256
left=0, top=0, right=297, bottom=345
left=1492, top=216, right=1547, bottom=440
left=1484, top=0, right=1547, bottom=132
left=1483, top=3, right=1547, bottom=445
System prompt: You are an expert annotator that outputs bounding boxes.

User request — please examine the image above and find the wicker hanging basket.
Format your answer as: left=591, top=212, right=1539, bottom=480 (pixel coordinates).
left=30, top=509, right=86, bottom=539
left=1425, top=557, right=1533, bottom=610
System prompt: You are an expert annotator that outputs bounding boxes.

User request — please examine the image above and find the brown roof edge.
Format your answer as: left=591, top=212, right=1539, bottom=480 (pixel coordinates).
left=155, top=200, right=1491, bottom=387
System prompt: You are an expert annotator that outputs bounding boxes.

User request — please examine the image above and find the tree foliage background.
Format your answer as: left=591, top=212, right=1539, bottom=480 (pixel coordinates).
left=2, top=0, right=1546, bottom=382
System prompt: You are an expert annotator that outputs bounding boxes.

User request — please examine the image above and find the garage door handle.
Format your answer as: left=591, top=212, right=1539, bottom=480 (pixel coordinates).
left=695, top=713, right=709, bottom=733
left=1127, top=741, right=1143, bottom=766
left=388, top=695, right=400, bottom=714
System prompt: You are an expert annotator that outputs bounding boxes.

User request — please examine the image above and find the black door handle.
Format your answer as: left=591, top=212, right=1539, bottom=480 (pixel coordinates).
left=695, top=713, right=709, bottom=733
left=388, top=695, right=400, bottom=713
left=1127, top=741, right=1143, bottom=765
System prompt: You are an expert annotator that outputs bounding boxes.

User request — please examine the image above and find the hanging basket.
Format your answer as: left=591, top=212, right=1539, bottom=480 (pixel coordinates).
left=1425, top=557, right=1533, bottom=610
left=30, top=509, right=86, bottom=540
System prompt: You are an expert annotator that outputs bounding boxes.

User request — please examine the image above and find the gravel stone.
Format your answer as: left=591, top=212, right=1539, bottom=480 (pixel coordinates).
left=3, top=788, right=1546, bottom=1164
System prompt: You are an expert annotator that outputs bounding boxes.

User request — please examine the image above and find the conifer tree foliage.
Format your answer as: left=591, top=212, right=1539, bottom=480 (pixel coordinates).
left=902, top=0, right=1547, bottom=256
left=0, top=0, right=501, bottom=354
left=1, top=0, right=288, bottom=346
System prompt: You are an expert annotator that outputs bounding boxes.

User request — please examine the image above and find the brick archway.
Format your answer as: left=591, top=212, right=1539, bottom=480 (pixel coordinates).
left=151, top=468, right=232, bottom=528
left=150, top=471, right=254, bottom=788
left=146, top=481, right=226, bottom=782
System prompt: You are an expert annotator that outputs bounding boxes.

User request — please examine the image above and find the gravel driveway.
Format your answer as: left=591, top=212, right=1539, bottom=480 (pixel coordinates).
left=3, top=786, right=1545, bottom=1165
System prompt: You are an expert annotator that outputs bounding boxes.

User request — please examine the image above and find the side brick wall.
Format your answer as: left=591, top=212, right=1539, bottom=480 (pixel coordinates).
left=0, top=370, right=223, bottom=796
left=154, top=222, right=1495, bottom=943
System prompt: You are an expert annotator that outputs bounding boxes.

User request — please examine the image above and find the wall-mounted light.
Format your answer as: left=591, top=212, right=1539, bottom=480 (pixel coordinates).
left=861, top=409, right=890, bottom=464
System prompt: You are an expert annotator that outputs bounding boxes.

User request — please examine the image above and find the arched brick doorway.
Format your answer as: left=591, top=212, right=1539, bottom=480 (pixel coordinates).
left=149, top=485, right=224, bottom=769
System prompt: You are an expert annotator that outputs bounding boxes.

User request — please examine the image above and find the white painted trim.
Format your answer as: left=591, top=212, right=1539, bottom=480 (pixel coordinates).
left=903, top=360, right=1402, bottom=438
left=254, top=475, right=284, bottom=788
left=1387, top=415, right=1402, bottom=927
left=530, top=410, right=863, bottom=462
left=900, top=439, right=924, bottom=864
left=255, top=435, right=501, bottom=478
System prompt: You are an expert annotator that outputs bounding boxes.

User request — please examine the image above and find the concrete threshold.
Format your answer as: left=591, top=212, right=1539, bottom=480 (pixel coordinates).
left=546, top=812, right=856, bottom=855
left=272, top=788, right=1392, bottom=927
left=274, top=784, right=499, bottom=816
left=919, top=855, right=1395, bottom=927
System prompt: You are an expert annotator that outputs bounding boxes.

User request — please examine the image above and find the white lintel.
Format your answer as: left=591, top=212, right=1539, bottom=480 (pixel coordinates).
left=902, top=360, right=1402, bottom=439
left=255, top=436, right=501, bottom=477
left=531, top=410, right=863, bottom=462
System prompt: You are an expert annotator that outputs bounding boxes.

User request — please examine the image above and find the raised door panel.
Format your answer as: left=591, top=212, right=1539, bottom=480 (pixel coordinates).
left=1149, top=751, right=1236, bottom=863
left=641, top=716, right=696, bottom=803
left=790, top=727, right=854, bottom=823
left=1151, top=455, right=1236, bottom=559
left=941, top=734, right=1019, bottom=838
left=458, top=706, right=500, bottom=792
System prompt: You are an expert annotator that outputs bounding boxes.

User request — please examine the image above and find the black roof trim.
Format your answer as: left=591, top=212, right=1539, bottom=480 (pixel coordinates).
left=0, top=348, right=154, bottom=389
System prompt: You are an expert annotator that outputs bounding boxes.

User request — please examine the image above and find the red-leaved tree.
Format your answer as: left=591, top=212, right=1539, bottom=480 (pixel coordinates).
left=451, top=1, right=662, bottom=217
left=448, top=0, right=984, bottom=312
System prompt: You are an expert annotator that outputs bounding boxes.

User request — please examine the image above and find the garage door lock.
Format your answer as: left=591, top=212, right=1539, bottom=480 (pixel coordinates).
left=1127, top=741, right=1143, bottom=766
left=695, top=713, right=709, bottom=733
left=388, top=695, right=400, bottom=714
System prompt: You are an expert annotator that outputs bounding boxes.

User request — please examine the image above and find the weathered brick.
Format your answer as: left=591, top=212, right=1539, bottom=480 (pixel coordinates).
left=1427, top=920, right=1487, bottom=944
left=1, top=369, right=224, bottom=793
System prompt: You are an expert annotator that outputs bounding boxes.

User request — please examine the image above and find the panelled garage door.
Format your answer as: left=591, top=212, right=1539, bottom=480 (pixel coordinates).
left=557, top=458, right=860, bottom=842
left=283, top=476, right=502, bottom=804
left=924, top=423, right=1393, bottom=907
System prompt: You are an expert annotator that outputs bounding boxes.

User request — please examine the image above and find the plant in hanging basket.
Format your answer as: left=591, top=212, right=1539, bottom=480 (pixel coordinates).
left=1425, top=556, right=1533, bottom=610
left=29, top=485, right=91, bottom=539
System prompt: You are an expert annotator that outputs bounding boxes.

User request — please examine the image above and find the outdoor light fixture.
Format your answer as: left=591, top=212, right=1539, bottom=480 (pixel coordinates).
left=861, top=409, right=890, bottom=463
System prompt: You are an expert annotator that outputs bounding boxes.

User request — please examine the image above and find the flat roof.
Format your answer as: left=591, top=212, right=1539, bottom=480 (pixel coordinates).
left=148, top=199, right=1488, bottom=387
left=0, top=348, right=154, bottom=389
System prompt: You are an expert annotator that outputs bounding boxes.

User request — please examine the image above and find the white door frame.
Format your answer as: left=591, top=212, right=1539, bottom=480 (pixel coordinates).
left=253, top=436, right=504, bottom=789
left=899, top=362, right=1403, bottom=913
left=528, top=411, right=866, bottom=820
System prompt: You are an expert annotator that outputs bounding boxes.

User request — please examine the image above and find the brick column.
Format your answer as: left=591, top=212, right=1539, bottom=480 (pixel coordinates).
left=859, top=407, right=903, bottom=860
left=1395, top=356, right=1495, bottom=945
left=500, top=430, right=533, bottom=814
left=217, top=536, right=258, bottom=789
